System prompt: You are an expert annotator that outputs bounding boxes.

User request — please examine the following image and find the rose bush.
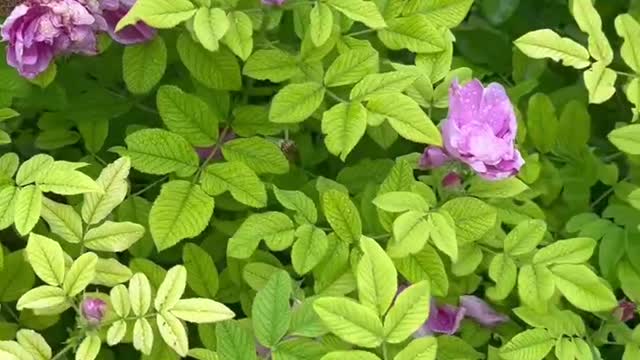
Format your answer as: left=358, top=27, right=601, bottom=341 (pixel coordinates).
left=0, top=0, right=639, bottom=359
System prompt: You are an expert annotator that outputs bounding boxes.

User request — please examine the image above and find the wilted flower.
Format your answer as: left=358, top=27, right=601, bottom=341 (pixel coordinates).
left=99, top=0, right=155, bottom=44
left=262, top=0, right=286, bottom=6
left=1, top=0, right=98, bottom=78
left=613, top=299, right=636, bottom=322
left=81, top=297, right=106, bottom=325
left=415, top=301, right=465, bottom=336
left=442, top=172, right=462, bottom=188
left=459, top=295, right=509, bottom=327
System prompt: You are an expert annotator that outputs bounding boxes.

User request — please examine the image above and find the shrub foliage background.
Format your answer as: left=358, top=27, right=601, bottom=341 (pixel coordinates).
left=1, top=0, right=640, bottom=359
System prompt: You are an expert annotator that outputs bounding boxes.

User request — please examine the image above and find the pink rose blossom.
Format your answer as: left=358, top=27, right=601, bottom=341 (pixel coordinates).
left=81, top=297, right=106, bottom=325
left=99, top=0, right=155, bottom=44
left=459, top=295, right=509, bottom=327
left=262, top=0, right=286, bottom=6
left=415, top=301, right=466, bottom=336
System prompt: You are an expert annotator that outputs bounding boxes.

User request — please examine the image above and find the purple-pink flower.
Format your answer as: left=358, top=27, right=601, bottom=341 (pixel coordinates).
left=419, top=147, right=451, bottom=170
left=262, top=0, right=286, bottom=6
left=613, top=299, right=636, bottom=322
left=98, top=0, right=155, bottom=44
left=459, top=295, right=509, bottom=327
left=1, top=0, right=98, bottom=78
left=420, top=80, right=524, bottom=181
left=442, top=172, right=462, bottom=188
left=416, top=301, right=466, bottom=336
left=81, top=297, right=106, bottom=325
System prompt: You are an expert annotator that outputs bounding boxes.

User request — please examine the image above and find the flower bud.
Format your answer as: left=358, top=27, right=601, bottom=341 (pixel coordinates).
left=442, top=172, right=462, bottom=188
left=82, top=298, right=106, bottom=325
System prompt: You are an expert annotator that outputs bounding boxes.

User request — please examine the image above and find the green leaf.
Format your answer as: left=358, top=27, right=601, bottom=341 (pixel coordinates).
left=37, top=164, right=102, bottom=195
left=569, top=0, right=613, bottom=64
left=378, top=15, right=445, bottom=53
left=324, top=0, right=386, bottom=29
left=201, top=162, right=267, bottom=207
left=76, top=117, right=108, bottom=153
left=486, top=254, right=517, bottom=301
left=390, top=211, right=430, bottom=258
left=394, top=337, right=437, bottom=360
left=322, top=190, right=362, bottom=243
left=467, top=177, right=529, bottom=198
left=504, top=219, right=546, bottom=256
left=16, top=286, right=67, bottom=311
left=116, top=128, right=199, bottom=177
left=82, top=157, right=131, bottom=225
left=526, top=93, right=557, bottom=154
left=383, top=281, right=430, bottom=343
left=310, top=3, right=333, bottom=47
left=129, top=273, right=152, bottom=316
left=0, top=108, right=19, bottom=122
left=216, top=320, right=257, bottom=360
left=75, top=335, right=101, bottom=360
left=94, top=258, right=132, bottom=287
left=16, top=154, right=54, bottom=186
left=26, top=233, right=65, bottom=286
left=221, top=11, right=253, bottom=61
left=583, top=62, right=617, bottom=104
left=0, top=340, right=34, bottom=360
left=123, top=36, right=167, bottom=94
left=193, top=7, right=229, bottom=52
left=366, top=93, right=441, bottom=145
left=514, top=29, right=591, bottom=69
left=269, top=82, right=326, bottom=123
left=150, top=181, right=214, bottom=251
left=292, top=225, right=328, bottom=275
left=155, top=265, right=187, bottom=311
left=321, top=102, right=367, bottom=161
left=157, top=85, right=219, bottom=147
left=273, top=186, right=318, bottom=224
left=0, top=250, right=36, bottom=302
left=350, top=70, right=419, bottom=100
left=35, top=129, right=80, bottom=150
left=14, top=185, right=42, bottom=236
left=313, top=297, right=384, bottom=348
left=358, top=236, right=397, bottom=315
left=499, top=329, right=555, bottom=360
left=441, top=197, right=497, bottom=244
left=394, top=244, right=448, bottom=296
left=84, top=221, right=145, bottom=252
left=221, top=137, right=289, bottom=175
left=188, top=348, right=218, bottom=360
left=533, top=237, right=596, bottom=265
left=133, top=318, right=154, bottom=355
left=428, top=212, right=458, bottom=262
left=550, top=264, right=617, bottom=312
left=16, top=329, right=51, bottom=360
left=170, top=298, right=234, bottom=323
left=373, top=192, right=429, bottom=213
left=518, top=264, right=555, bottom=312
left=609, top=124, right=640, bottom=155
left=40, top=198, right=82, bottom=244
left=177, top=33, right=241, bottom=90
left=321, top=351, right=381, bottom=360
left=615, top=14, right=640, bottom=73
left=62, top=253, right=97, bottom=297
left=243, top=49, right=299, bottom=82
left=325, top=49, right=379, bottom=87
left=228, top=212, right=294, bottom=259
left=420, top=0, right=474, bottom=28
left=110, top=285, right=131, bottom=318
left=252, top=271, right=292, bottom=347
left=116, top=0, right=196, bottom=30
left=107, top=320, right=127, bottom=346
left=157, top=312, right=189, bottom=356
left=0, top=186, right=17, bottom=230
left=183, top=243, right=219, bottom=298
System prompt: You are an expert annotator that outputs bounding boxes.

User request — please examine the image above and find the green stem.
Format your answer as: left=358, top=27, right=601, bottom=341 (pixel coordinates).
left=51, top=344, right=74, bottom=360
left=326, top=89, right=348, bottom=103
left=346, top=28, right=377, bottom=37
left=192, top=127, right=231, bottom=184
left=1, top=304, right=19, bottom=322
left=130, top=176, right=170, bottom=198
left=616, top=70, right=636, bottom=78
left=382, top=343, right=390, bottom=360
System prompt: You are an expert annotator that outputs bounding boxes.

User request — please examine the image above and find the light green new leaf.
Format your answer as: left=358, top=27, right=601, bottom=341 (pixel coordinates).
left=193, top=7, right=229, bottom=52
left=252, top=271, right=292, bottom=347
left=0, top=108, right=19, bottom=122
left=201, top=162, right=266, bottom=207
left=75, top=335, right=101, bottom=360
left=157, top=312, right=189, bottom=356
left=133, top=318, right=154, bottom=355
left=395, top=337, right=437, bottom=360
left=321, top=351, right=381, bottom=360
left=518, top=264, right=555, bottom=312
left=499, top=328, right=555, bottom=360
left=570, top=0, right=613, bottom=64
left=14, top=185, right=42, bottom=236
left=16, top=329, right=51, bottom=360
left=487, top=254, right=517, bottom=301
left=16, top=154, right=54, bottom=186
left=0, top=340, right=34, bottom=360
left=37, top=164, right=102, bottom=195
left=420, top=0, right=474, bottom=28
left=129, top=273, right=152, bottom=316
left=170, top=298, right=234, bottom=323
left=383, top=281, right=430, bottom=343
left=533, top=237, right=596, bottom=265
left=269, top=82, right=326, bottom=123
left=63, top=253, right=97, bottom=297
left=378, top=15, right=445, bottom=53
left=157, top=85, right=219, bottom=147
left=0, top=186, right=17, bottom=230
left=93, top=258, right=132, bottom=287
left=0, top=152, right=18, bottom=179
left=123, top=36, right=167, bottom=94
left=116, top=129, right=199, bottom=177
left=176, top=33, right=241, bottom=90
left=110, top=285, right=131, bottom=318
left=313, top=297, right=384, bottom=348
left=609, top=124, right=640, bottom=155
left=324, top=0, right=386, bottom=29
left=428, top=212, right=457, bottom=262
left=310, top=3, right=333, bottom=47
left=273, top=186, right=317, bottom=224
left=183, top=243, right=219, bottom=298
left=366, top=93, right=441, bottom=145
left=394, top=244, right=448, bottom=296
left=107, top=320, right=127, bottom=346
left=504, top=219, right=546, bottom=256
left=615, top=14, right=640, bottom=73
left=188, top=348, right=219, bottom=360
left=84, top=221, right=145, bottom=252
left=467, top=177, right=529, bottom=198
left=350, top=70, right=419, bottom=100
left=26, top=233, right=65, bottom=286
left=82, top=157, right=131, bottom=225
left=221, top=11, right=253, bottom=61
left=325, top=49, right=379, bottom=87
left=292, top=225, right=328, bottom=275
left=243, top=49, right=299, bottom=82
left=322, top=190, right=362, bottom=243
left=441, top=197, right=497, bottom=244
left=222, top=137, right=289, bottom=174
left=373, top=191, right=429, bottom=213
left=41, top=198, right=82, bottom=244
left=584, top=62, right=617, bottom=104
left=514, top=29, right=590, bottom=69
left=322, top=102, right=367, bottom=161
left=155, top=265, right=187, bottom=311
left=116, top=0, right=195, bottom=30
left=16, top=286, right=67, bottom=311
left=550, top=264, right=617, bottom=312
left=150, top=181, right=214, bottom=251
left=227, top=212, right=294, bottom=258
left=389, top=211, right=430, bottom=258
left=358, top=236, right=397, bottom=315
